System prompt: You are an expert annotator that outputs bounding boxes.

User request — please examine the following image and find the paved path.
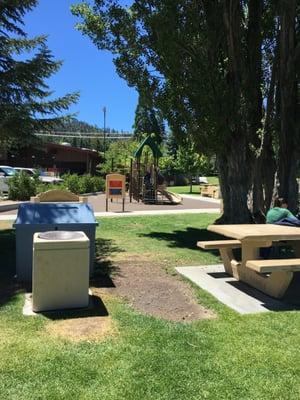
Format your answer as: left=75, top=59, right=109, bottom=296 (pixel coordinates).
left=0, top=193, right=220, bottom=220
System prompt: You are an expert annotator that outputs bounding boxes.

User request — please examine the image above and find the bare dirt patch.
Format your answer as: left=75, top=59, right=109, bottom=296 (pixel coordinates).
left=93, top=256, right=216, bottom=322
left=43, top=294, right=117, bottom=342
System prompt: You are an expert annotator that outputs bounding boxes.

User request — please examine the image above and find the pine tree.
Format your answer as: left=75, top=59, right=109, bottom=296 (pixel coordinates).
left=133, top=95, right=165, bottom=144
left=0, top=0, right=79, bottom=142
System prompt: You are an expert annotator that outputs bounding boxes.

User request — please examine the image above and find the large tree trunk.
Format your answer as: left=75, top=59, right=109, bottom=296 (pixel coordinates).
left=246, top=0, right=264, bottom=219
left=260, top=34, right=279, bottom=212
left=217, top=140, right=252, bottom=223
left=277, top=0, right=299, bottom=212
left=217, top=0, right=252, bottom=223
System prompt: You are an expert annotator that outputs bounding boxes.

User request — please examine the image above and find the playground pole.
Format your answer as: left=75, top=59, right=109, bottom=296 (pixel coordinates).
left=102, top=106, right=106, bottom=160
left=129, top=158, right=133, bottom=203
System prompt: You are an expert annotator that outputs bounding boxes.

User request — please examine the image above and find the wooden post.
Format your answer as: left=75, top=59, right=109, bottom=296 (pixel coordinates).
left=129, top=158, right=133, bottom=203
left=137, top=158, right=140, bottom=203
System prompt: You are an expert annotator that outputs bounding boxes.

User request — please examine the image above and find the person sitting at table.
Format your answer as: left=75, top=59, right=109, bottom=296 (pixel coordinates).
left=266, top=197, right=298, bottom=224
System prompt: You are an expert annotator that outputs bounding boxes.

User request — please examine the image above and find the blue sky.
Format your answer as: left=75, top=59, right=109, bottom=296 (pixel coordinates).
left=23, top=0, right=137, bottom=132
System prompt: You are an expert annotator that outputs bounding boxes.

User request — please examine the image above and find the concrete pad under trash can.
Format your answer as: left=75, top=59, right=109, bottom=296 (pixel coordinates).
left=176, top=265, right=291, bottom=314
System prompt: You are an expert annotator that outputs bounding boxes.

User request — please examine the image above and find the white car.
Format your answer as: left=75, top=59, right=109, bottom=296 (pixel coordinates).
left=0, top=165, right=16, bottom=193
left=14, top=167, right=36, bottom=176
left=14, top=167, right=63, bottom=184
left=192, top=176, right=208, bottom=184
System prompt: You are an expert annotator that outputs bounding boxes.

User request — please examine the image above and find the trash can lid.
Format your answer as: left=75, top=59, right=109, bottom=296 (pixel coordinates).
left=38, top=231, right=85, bottom=240
left=33, top=230, right=90, bottom=249
left=13, top=203, right=98, bottom=225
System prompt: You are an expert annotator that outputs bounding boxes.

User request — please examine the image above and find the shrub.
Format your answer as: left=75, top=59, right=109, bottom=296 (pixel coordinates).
left=63, top=174, right=105, bottom=194
left=79, top=174, right=95, bottom=194
left=36, top=182, right=65, bottom=194
left=91, top=176, right=105, bottom=192
left=8, top=172, right=37, bottom=200
left=79, top=175, right=105, bottom=193
left=8, top=172, right=104, bottom=200
left=63, top=173, right=81, bottom=194
left=174, top=174, right=189, bottom=186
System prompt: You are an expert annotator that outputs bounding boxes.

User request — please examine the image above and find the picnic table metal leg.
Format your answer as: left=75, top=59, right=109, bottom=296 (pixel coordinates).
left=240, top=241, right=293, bottom=298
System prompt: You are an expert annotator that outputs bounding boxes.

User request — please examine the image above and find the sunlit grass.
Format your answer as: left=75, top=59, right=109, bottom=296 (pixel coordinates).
left=0, top=214, right=299, bottom=400
left=169, top=177, right=219, bottom=195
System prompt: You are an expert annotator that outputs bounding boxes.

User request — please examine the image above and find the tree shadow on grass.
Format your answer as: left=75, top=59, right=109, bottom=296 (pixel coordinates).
left=140, top=227, right=226, bottom=255
left=0, top=228, right=23, bottom=308
left=92, top=237, right=124, bottom=289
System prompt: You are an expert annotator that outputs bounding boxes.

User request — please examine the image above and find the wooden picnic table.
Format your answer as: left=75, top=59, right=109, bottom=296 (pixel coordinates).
left=207, top=224, right=300, bottom=298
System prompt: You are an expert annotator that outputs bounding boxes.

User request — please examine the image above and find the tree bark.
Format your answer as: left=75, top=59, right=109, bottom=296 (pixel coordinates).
left=261, top=41, right=278, bottom=211
left=189, top=175, right=193, bottom=194
left=245, top=0, right=264, bottom=218
left=217, top=0, right=252, bottom=223
left=216, top=140, right=252, bottom=224
left=277, top=0, right=299, bottom=212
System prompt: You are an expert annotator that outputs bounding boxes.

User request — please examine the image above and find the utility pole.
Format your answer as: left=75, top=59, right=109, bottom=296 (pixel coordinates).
left=102, top=106, right=107, bottom=160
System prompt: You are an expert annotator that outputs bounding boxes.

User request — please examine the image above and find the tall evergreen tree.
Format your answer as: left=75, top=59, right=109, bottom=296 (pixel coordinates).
left=0, top=0, right=78, bottom=143
left=133, top=95, right=165, bottom=143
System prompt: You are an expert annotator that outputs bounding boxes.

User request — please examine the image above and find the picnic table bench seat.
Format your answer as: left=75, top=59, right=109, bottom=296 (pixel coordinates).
left=246, top=259, right=300, bottom=273
left=200, top=185, right=220, bottom=199
left=197, top=240, right=241, bottom=250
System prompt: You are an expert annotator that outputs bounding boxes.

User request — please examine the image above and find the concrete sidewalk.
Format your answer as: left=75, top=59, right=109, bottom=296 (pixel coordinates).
left=0, top=199, right=23, bottom=212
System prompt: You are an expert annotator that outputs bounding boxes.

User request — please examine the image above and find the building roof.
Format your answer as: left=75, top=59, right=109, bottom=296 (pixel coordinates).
left=46, top=143, right=99, bottom=158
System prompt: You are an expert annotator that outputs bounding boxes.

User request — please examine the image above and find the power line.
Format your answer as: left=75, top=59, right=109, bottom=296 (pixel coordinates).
left=35, top=131, right=133, bottom=139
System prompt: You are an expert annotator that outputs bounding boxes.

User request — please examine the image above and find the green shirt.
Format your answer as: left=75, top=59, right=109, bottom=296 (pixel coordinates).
left=266, top=207, right=296, bottom=224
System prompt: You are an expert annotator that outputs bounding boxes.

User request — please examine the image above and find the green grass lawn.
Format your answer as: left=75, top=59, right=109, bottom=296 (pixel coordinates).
left=169, top=177, right=219, bottom=195
left=0, top=214, right=299, bottom=399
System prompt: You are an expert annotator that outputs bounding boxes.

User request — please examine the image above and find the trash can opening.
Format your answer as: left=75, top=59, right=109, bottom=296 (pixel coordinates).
left=38, top=231, right=85, bottom=240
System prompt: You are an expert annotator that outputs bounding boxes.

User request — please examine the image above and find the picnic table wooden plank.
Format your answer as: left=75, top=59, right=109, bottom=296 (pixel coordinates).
left=208, top=224, right=300, bottom=242
left=246, top=259, right=300, bottom=273
left=197, top=240, right=241, bottom=249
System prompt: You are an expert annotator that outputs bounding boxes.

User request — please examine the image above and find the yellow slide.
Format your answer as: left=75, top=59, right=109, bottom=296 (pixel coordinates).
left=157, top=188, right=182, bottom=204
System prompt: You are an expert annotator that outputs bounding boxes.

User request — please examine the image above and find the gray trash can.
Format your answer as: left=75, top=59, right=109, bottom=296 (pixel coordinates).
left=32, top=231, right=90, bottom=312
left=13, top=203, right=98, bottom=282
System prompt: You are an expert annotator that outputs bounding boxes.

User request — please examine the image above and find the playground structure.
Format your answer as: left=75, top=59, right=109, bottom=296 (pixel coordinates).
left=129, top=136, right=182, bottom=205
